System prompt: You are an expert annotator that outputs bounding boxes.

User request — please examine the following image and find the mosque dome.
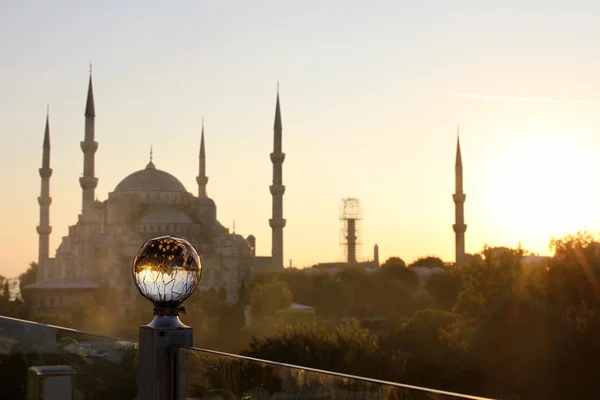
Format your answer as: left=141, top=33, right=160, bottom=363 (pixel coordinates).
left=139, top=209, right=193, bottom=225
left=114, top=161, right=187, bottom=193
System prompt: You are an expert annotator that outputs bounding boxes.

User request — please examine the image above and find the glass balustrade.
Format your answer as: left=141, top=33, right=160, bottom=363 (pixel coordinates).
left=0, top=315, right=491, bottom=400
left=0, top=316, right=138, bottom=400
left=178, top=346, right=492, bottom=400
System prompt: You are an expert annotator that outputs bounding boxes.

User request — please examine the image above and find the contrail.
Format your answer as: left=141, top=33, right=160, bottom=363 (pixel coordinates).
left=449, top=93, right=600, bottom=106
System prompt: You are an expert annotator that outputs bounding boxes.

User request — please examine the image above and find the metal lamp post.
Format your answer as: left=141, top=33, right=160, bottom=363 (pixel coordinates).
left=133, top=236, right=203, bottom=400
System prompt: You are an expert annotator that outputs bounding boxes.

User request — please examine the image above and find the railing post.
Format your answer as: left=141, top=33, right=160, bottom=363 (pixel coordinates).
left=139, top=319, right=192, bottom=400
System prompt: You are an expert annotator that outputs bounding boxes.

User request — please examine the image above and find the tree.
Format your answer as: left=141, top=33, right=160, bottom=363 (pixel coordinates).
left=250, top=280, right=293, bottom=319
left=426, top=271, right=462, bottom=310
left=443, top=245, right=524, bottom=350
left=381, top=257, right=406, bottom=269
left=544, top=231, right=600, bottom=329
left=243, top=319, right=382, bottom=379
left=395, top=309, right=456, bottom=357
left=309, top=276, right=353, bottom=320
left=244, top=308, right=331, bottom=343
left=19, top=262, right=38, bottom=304
left=408, top=256, right=446, bottom=268
left=378, top=260, right=420, bottom=291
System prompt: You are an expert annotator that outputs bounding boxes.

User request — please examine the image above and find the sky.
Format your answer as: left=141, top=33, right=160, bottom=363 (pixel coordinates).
left=2, top=1, right=600, bottom=277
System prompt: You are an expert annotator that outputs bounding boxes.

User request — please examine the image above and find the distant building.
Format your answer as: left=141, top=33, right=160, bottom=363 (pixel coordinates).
left=27, top=71, right=286, bottom=314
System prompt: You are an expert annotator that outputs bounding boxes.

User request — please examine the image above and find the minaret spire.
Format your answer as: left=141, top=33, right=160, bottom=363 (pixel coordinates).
left=455, top=125, right=463, bottom=171
left=85, top=67, right=95, bottom=118
left=453, top=127, right=467, bottom=265
left=196, top=118, right=209, bottom=198
left=79, top=68, right=99, bottom=223
left=269, top=85, right=286, bottom=268
left=146, top=145, right=156, bottom=169
left=37, top=111, right=53, bottom=270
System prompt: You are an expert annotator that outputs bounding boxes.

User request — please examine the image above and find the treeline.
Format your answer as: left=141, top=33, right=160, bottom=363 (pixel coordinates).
left=5, top=232, right=600, bottom=399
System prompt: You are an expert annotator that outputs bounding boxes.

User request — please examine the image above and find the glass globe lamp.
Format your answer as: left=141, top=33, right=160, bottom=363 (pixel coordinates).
left=132, top=236, right=202, bottom=327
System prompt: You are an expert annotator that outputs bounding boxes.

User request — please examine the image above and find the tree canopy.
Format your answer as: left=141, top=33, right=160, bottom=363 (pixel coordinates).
left=250, top=279, right=293, bottom=319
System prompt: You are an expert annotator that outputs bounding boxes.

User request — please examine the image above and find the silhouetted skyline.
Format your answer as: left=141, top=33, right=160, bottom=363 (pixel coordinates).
left=3, top=1, right=600, bottom=276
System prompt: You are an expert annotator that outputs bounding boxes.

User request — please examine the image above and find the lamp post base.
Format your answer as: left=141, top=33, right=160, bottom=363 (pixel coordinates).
left=138, top=317, right=193, bottom=400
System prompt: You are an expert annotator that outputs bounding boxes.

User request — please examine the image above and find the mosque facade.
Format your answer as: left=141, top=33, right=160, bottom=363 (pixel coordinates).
left=27, top=72, right=285, bottom=315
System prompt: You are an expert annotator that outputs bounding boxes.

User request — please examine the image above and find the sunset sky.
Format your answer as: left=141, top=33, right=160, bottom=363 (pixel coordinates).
left=2, top=1, right=600, bottom=277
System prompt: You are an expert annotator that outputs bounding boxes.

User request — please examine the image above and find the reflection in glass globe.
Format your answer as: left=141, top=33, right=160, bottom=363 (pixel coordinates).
left=132, top=236, right=201, bottom=310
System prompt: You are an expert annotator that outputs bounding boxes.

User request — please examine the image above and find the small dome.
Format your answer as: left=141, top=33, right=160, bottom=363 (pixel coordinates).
left=114, top=163, right=187, bottom=193
left=232, top=234, right=251, bottom=252
left=139, top=209, right=193, bottom=225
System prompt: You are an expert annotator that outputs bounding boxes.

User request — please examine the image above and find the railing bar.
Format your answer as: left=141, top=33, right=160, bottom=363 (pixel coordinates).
left=0, top=316, right=138, bottom=344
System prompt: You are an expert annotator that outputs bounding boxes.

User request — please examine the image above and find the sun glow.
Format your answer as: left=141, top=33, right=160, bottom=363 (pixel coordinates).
left=485, top=131, right=597, bottom=251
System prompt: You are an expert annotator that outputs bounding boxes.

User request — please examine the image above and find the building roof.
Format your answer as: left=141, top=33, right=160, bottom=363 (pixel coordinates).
left=114, top=163, right=187, bottom=193
left=139, top=209, right=193, bottom=225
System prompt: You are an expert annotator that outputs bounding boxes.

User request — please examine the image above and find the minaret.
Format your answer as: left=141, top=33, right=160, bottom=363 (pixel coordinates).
left=196, top=119, right=208, bottom=198
left=453, top=129, right=467, bottom=264
left=79, top=68, right=98, bottom=223
left=37, top=110, right=53, bottom=267
left=269, top=87, right=286, bottom=268
left=374, top=244, right=380, bottom=267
